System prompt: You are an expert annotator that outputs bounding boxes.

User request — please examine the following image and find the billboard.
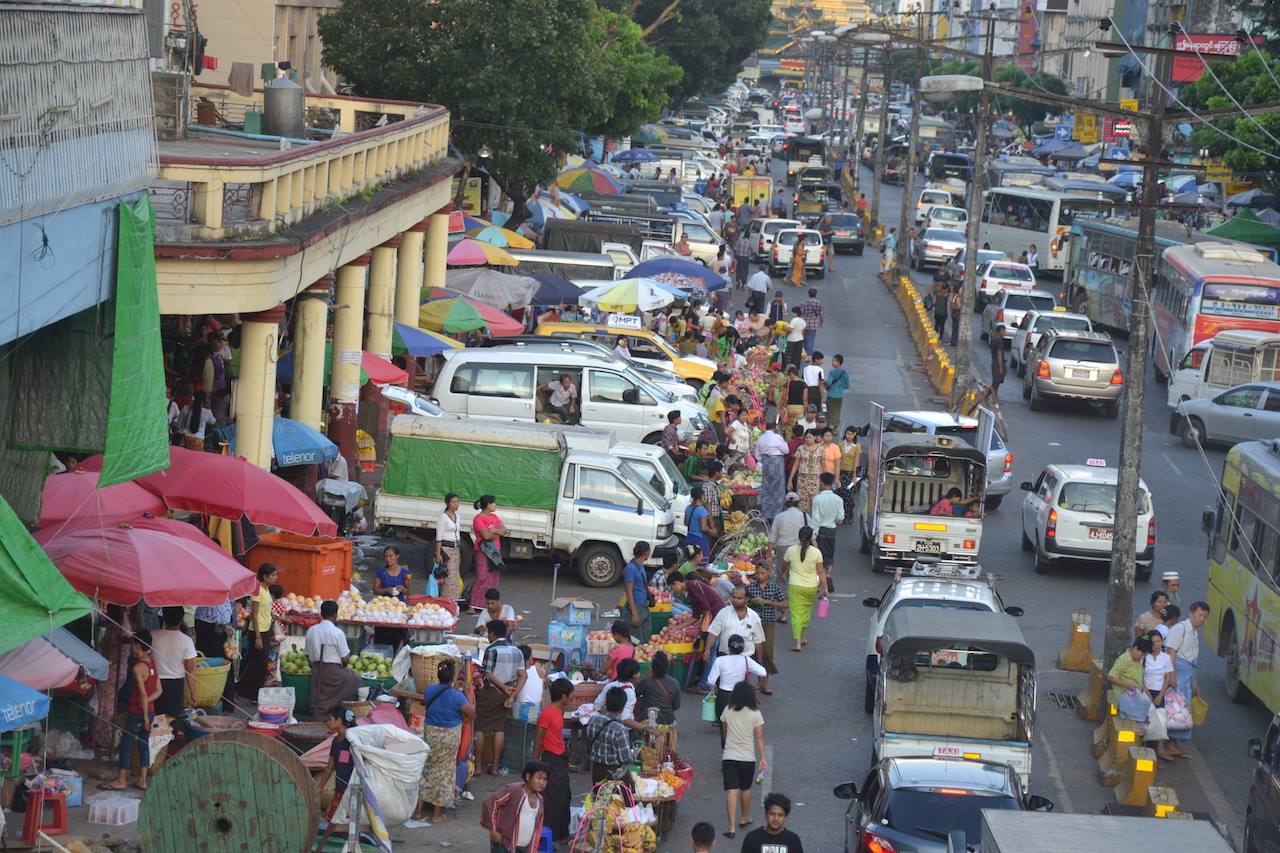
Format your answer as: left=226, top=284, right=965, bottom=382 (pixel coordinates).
left=1172, top=33, right=1246, bottom=83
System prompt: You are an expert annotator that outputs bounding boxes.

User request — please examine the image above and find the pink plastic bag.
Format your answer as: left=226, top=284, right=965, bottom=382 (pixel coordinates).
left=817, top=597, right=829, bottom=619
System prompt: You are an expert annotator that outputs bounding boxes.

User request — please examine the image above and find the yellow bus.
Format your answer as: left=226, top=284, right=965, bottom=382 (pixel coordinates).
left=1205, top=438, right=1280, bottom=712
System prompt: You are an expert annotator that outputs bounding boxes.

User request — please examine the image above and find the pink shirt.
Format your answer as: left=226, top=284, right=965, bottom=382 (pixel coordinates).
left=474, top=512, right=503, bottom=546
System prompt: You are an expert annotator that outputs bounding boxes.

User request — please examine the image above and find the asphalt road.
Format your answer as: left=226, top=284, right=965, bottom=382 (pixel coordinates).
left=382, top=159, right=1269, bottom=852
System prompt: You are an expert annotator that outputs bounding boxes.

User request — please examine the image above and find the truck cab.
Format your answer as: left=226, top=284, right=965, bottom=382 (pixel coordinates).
left=1168, top=329, right=1280, bottom=408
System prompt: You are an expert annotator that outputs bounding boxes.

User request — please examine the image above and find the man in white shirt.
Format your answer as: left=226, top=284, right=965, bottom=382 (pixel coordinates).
left=706, top=586, right=765, bottom=657
left=802, top=351, right=827, bottom=410
left=151, top=607, right=197, bottom=720
left=746, top=265, right=771, bottom=315
left=544, top=374, right=579, bottom=424
left=305, top=600, right=362, bottom=715
left=1165, top=600, right=1209, bottom=699
left=785, top=307, right=806, bottom=368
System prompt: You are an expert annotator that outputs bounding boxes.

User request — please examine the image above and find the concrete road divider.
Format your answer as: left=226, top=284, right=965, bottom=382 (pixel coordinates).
left=885, top=274, right=954, bottom=398
left=1059, top=610, right=1095, bottom=672
left=1146, top=787, right=1180, bottom=818
left=1075, top=657, right=1105, bottom=722
left=1097, top=719, right=1143, bottom=786
left=1113, top=746, right=1158, bottom=807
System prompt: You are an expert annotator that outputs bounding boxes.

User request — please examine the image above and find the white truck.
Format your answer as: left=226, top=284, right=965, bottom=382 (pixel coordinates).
left=1167, top=329, right=1280, bottom=407
left=374, top=416, right=679, bottom=586
left=873, top=608, right=1037, bottom=791
left=859, top=403, right=991, bottom=572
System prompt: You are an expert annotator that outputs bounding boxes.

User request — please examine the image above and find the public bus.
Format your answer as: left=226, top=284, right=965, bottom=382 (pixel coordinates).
left=1062, top=217, right=1190, bottom=332
left=978, top=187, right=1116, bottom=274
left=1204, top=438, right=1280, bottom=713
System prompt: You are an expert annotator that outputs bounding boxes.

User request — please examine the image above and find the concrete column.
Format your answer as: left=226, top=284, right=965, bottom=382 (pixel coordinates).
left=424, top=210, right=450, bottom=291
left=237, top=305, right=286, bottom=470
left=395, top=221, right=428, bottom=327
left=329, top=253, right=370, bottom=474
left=289, top=275, right=333, bottom=430
left=366, top=237, right=399, bottom=360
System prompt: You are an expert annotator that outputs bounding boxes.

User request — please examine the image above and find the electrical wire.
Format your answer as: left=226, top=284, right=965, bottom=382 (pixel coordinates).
left=1240, top=25, right=1280, bottom=97
left=1172, top=22, right=1280, bottom=151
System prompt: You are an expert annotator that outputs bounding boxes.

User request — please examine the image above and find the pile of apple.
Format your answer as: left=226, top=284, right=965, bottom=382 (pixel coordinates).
left=646, top=590, right=672, bottom=606
left=654, top=613, right=698, bottom=645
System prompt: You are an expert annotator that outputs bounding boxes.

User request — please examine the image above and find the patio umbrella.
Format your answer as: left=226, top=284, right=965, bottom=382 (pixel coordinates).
left=624, top=258, right=728, bottom=292
left=445, top=268, right=540, bottom=309
left=361, top=351, right=408, bottom=385
left=612, top=148, right=659, bottom=164
left=466, top=225, right=535, bottom=250
left=214, top=417, right=339, bottom=467
left=555, top=190, right=590, bottom=215
left=419, top=294, right=524, bottom=336
left=0, top=676, right=48, bottom=732
left=556, top=167, right=624, bottom=194
left=446, top=238, right=518, bottom=267
left=1049, top=142, right=1088, bottom=162
left=1108, top=172, right=1141, bottom=189
left=526, top=272, right=582, bottom=305
left=632, top=124, right=670, bottom=145
left=34, top=512, right=226, bottom=554
left=579, top=279, right=676, bottom=313
left=1258, top=208, right=1280, bottom=226
left=39, top=469, right=167, bottom=530
left=391, top=322, right=462, bottom=357
left=524, top=197, right=577, bottom=230
left=99, top=447, right=337, bottom=536
left=0, top=628, right=110, bottom=689
left=1227, top=188, right=1279, bottom=208
left=1208, top=208, right=1280, bottom=246
left=1165, top=174, right=1199, bottom=194
left=43, top=524, right=259, bottom=606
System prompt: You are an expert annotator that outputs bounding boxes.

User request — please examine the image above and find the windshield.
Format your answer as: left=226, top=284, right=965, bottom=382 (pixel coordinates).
left=888, top=599, right=994, bottom=617
left=931, top=208, right=966, bottom=222
left=655, top=451, right=689, bottom=494
left=764, top=221, right=800, bottom=235
left=828, top=214, right=860, bottom=226
left=924, top=229, right=963, bottom=243
left=779, top=232, right=822, bottom=246
left=1003, top=294, right=1056, bottom=311
left=989, top=265, right=1034, bottom=282
left=882, top=790, right=1020, bottom=842
left=1036, top=316, right=1091, bottom=333
left=618, top=462, right=669, bottom=509
left=1049, top=339, right=1116, bottom=363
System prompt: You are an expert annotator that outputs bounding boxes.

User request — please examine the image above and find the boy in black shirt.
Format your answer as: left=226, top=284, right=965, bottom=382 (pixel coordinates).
left=739, top=792, right=804, bottom=853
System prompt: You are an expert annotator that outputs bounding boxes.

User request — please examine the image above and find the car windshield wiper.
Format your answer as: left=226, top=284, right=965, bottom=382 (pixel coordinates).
left=913, top=827, right=975, bottom=851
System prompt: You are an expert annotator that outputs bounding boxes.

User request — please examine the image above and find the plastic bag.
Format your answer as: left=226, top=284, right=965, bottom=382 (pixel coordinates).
left=336, top=724, right=429, bottom=827
left=1145, top=706, right=1168, bottom=741
left=1116, top=688, right=1153, bottom=722
left=1164, top=689, right=1192, bottom=731
left=1191, top=694, right=1209, bottom=726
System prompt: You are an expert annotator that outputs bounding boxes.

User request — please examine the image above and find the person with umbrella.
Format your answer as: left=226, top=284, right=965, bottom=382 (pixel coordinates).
left=237, top=564, right=278, bottom=702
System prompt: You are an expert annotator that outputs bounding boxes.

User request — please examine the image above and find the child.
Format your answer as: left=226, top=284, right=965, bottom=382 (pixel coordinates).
left=510, top=644, right=544, bottom=721
left=266, top=584, right=287, bottom=685
left=314, top=707, right=357, bottom=846
left=605, top=619, right=635, bottom=681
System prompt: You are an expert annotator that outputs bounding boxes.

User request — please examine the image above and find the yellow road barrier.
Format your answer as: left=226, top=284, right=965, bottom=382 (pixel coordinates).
left=1059, top=610, right=1096, bottom=672
left=1146, top=787, right=1180, bottom=818
left=1113, top=746, right=1158, bottom=807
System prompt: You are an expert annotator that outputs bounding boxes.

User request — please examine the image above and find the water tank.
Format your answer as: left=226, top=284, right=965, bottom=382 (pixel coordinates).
left=262, top=76, right=305, bottom=139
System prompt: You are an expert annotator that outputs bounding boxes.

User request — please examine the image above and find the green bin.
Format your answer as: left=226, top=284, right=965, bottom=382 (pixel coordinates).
left=650, top=611, right=672, bottom=634
left=282, top=671, right=312, bottom=714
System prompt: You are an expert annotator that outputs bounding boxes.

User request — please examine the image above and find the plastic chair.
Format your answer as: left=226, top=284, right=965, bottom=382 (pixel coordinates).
left=22, top=791, right=69, bottom=843
left=537, top=826, right=555, bottom=853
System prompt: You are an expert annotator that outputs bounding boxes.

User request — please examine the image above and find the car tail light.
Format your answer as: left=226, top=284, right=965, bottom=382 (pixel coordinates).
left=1003, top=453, right=1013, bottom=473
left=1036, top=360, right=1050, bottom=378
left=1047, top=509, right=1057, bottom=539
left=962, top=539, right=976, bottom=549
left=1110, top=369, right=1124, bottom=385
left=937, top=788, right=973, bottom=796
left=995, top=309, right=1004, bottom=323
left=773, top=246, right=780, bottom=259
left=875, top=635, right=883, bottom=655
left=862, top=828, right=897, bottom=853
left=882, top=533, right=896, bottom=545
left=1147, top=517, right=1156, bottom=548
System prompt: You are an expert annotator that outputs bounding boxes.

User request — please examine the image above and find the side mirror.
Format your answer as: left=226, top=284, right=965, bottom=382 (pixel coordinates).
left=1248, top=737, right=1263, bottom=759
left=637, top=499, right=645, bottom=515
left=1025, top=795, right=1054, bottom=812
left=1019, top=481, right=1033, bottom=491
left=833, top=781, right=858, bottom=800
left=1005, top=606, right=1024, bottom=618
left=862, top=596, right=881, bottom=608
left=1202, top=509, right=1215, bottom=534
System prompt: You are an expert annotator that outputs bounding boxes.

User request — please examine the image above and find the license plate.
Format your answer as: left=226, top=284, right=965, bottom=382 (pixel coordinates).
left=914, top=539, right=943, bottom=554
left=835, top=230, right=850, bottom=236
left=1070, top=369, right=1093, bottom=379
left=1088, top=527, right=1114, bottom=540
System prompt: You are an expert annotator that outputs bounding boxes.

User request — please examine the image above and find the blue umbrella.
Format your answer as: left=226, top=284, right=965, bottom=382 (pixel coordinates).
left=393, top=322, right=464, bottom=356
left=624, top=258, right=728, bottom=292
left=556, top=190, right=590, bottom=215
left=1030, top=138, right=1067, bottom=157
left=1109, top=172, right=1141, bottom=189
left=612, top=149, right=659, bottom=164
left=0, top=675, right=49, bottom=733
left=526, top=272, right=583, bottom=305
left=217, top=417, right=338, bottom=467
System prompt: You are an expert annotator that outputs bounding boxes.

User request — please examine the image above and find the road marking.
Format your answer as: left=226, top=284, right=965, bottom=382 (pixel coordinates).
left=827, top=593, right=862, bottom=599
left=1039, top=731, right=1077, bottom=815
left=1162, top=453, right=1184, bottom=477
left=1186, top=742, right=1243, bottom=843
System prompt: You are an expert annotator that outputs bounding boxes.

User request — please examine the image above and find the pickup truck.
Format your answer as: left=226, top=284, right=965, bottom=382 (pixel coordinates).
left=375, top=416, right=679, bottom=586
left=580, top=211, right=724, bottom=265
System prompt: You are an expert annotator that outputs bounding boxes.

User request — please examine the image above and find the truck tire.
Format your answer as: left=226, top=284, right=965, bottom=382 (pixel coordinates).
left=985, top=494, right=1002, bottom=511
left=642, top=432, right=663, bottom=445
left=863, top=678, right=875, bottom=714
left=577, top=543, right=624, bottom=587
left=859, top=526, right=871, bottom=554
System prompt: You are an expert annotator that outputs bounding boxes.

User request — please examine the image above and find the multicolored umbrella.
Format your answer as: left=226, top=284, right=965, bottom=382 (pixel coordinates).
left=579, top=279, right=676, bottom=313
left=446, top=238, right=518, bottom=267
left=391, top=322, right=462, bottom=357
left=419, top=293, right=524, bottom=336
left=466, top=225, right=535, bottom=250
left=624, top=257, right=728, bottom=292
left=556, top=167, right=624, bottom=194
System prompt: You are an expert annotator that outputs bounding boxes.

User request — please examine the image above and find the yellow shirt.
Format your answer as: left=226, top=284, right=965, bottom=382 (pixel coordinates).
left=840, top=441, right=861, bottom=472
left=784, top=544, right=823, bottom=590
left=253, top=583, right=273, bottom=633
left=708, top=395, right=726, bottom=424
left=821, top=443, right=842, bottom=476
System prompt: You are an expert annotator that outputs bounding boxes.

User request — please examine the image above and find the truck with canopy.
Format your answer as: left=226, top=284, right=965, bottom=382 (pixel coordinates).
left=873, top=609, right=1037, bottom=790
left=786, top=136, right=826, bottom=185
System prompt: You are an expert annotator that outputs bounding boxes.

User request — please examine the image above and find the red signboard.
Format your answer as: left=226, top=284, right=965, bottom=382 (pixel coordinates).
left=1172, top=33, right=1246, bottom=84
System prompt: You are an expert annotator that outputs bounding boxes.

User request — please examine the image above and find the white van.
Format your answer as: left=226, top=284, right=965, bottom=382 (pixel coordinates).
left=433, top=350, right=711, bottom=445
left=1168, top=330, right=1280, bottom=407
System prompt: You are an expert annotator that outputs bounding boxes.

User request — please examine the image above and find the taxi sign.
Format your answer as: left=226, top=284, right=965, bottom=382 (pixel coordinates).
left=605, top=313, right=642, bottom=330
left=1086, top=457, right=1107, bottom=467
left=1052, top=305, right=1069, bottom=312
left=933, top=746, right=966, bottom=759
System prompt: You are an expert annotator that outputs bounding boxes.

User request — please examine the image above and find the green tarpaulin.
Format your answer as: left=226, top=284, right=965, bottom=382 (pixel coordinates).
left=383, top=437, right=561, bottom=511
left=100, top=196, right=170, bottom=487
left=1207, top=208, right=1280, bottom=247
left=0, top=493, right=92, bottom=655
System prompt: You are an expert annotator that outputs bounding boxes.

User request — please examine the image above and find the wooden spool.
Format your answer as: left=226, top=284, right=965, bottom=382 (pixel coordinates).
left=138, top=730, right=320, bottom=853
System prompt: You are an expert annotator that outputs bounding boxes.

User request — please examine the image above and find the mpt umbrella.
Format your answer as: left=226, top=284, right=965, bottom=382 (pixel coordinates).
left=579, top=279, right=676, bottom=313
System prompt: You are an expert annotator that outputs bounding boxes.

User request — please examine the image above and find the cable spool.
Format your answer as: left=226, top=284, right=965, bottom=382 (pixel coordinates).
left=138, top=730, right=320, bottom=852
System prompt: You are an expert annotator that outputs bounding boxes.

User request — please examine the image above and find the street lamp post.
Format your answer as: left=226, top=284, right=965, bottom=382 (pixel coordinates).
left=895, top=9, right=928, bottom=272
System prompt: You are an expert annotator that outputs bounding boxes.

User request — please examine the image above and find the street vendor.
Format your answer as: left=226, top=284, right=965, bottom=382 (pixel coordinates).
left=473, top=588, right=518, bottom=637
left=373, top=545, right=411, bottom=601
left=305, top=600, right=362, bottom=716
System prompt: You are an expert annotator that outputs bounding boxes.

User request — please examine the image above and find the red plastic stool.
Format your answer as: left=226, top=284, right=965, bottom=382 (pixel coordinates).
left=22, top=791, right=69, bottom=843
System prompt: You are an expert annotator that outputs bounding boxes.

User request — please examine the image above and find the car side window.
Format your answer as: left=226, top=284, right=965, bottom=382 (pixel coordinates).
left=1264, top=391, right=1280, bottom=413
left=1265, top=723, right=1280, bottom=772
left=860, top=769, right=881, bottom=808
left=1220, top=386, right=1264, bottom=409
left=578, top=468, right=635, bottom=508
left=590, top=371, right=641, bottom=405
left=1034, top=471, right=1051, bottom=500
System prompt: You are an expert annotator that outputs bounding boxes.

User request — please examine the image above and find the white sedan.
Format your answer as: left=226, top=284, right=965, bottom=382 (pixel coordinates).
left=975, top=261, right=1038, bottom=307
left=1010, top=309, right=1093, bottom=376
left=980, top=289, right=1058, bottom=342
left=925, top=205, right=968, bottom=233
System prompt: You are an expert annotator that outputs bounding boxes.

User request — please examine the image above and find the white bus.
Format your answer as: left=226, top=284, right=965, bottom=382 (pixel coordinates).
left=979, top=187, right=1116, bottom=274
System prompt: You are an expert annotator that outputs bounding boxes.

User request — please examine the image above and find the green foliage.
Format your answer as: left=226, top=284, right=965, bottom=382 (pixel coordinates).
left=1180, top=50, right=1280, bottom=177
left=318, top=0, right=678, bottom=226
left=990, top=66, right=1069, bottom=131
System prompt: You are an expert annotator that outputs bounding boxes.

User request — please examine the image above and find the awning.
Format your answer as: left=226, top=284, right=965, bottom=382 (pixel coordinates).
left=0, top=628, right=109, bottom=690
left=0, top=676, right=49, bottom=733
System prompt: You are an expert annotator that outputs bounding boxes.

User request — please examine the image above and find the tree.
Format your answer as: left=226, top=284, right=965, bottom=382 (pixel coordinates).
left=319, top=0, right=677, bottom=227
left=991, top=66, right=1069, bottom=132
left=601, top=0, right=773, bottom=100
left=1180, top=49, right=1280, bottom=177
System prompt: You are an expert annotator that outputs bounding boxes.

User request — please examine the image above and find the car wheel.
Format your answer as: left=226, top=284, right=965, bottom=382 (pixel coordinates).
left=1016, top=358, right=1026, bottom=378
left=577, top=543, right=624, bottom=587
left=1181, top=416, right=1206, bottom=448
left=1021, top=527, right=1033, bottom=551
left=1224, top=621, right=1256, bottom=704
left=1022, top=379, right=1032, bottom=401
left=1033, top=546, right=1049, bottom=574
left=1029, top=386, right=1043, bottom=410
left=1103, top=402, right=1119, bottom=419
left=859, top=525, right=871, bottom=555
left=986, top=494, right=1003, bottom=511
left=1136, top=563, right=1151, bottom=582
left=863, top=678, right=875, bottom=714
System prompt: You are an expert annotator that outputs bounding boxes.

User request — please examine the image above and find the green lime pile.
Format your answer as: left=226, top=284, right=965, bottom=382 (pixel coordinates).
left=282, top=650, right=311, bottom=676
left=348, top=652, right=393, bottom=680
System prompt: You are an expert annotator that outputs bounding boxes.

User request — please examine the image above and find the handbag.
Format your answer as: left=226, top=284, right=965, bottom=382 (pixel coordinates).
left=478, top=539, right=505, bottom=572
left=1164, top=689, right=1192, bottom=731
left=1191, top=694, right=1209, bottom=726
left=1116, top=687, right=1153, bottom=722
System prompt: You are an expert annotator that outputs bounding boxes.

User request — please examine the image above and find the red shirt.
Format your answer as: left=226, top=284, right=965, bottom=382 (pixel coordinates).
left=537, top=704, right=567, bottom=757
left=128, top=658, right=158, bottom=715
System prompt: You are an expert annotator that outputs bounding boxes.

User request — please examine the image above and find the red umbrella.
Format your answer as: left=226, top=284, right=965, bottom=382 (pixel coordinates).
left=39, top=470, right=166, bottom=530
left=33, top=514, right=225, bottom=554
left=42, top=524, right=259, bottom=606
left=77, top=447, right=337, bottom=536
left=361, top=351, right=408, bottom=385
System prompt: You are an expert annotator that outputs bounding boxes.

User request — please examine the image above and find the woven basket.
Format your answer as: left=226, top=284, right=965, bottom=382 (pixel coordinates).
left=410, top=648, right=457, bottom=690
left=184, top=656, right=231, bottom=709
left=186, top=714, right=245, bottom=739
left=283, top=722, right=331, bottom=752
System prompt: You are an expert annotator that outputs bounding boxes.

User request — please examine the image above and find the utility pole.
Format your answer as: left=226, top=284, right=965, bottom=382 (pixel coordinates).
left=840, top=47, right=851, bottom=143
left=1103, top=26, right=1174, bottom=674
left=852, top=47, right=871, bottom=191
left=895, top=9, right=927, bottom=271
left=870, top=48, right=893, bottom=242
left=951, top=6, right=996, bottom=406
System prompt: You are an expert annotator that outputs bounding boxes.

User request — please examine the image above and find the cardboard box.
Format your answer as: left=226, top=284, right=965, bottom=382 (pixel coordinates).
left=550, top=597, right=596, bottom=626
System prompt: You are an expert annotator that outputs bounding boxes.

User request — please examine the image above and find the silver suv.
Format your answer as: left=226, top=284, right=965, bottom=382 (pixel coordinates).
left=1022, top=330, right=1123, bottom=417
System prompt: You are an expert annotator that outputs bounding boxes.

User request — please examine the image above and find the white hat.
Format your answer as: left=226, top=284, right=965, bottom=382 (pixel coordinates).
left=1162, top=571, right=1180, bottom=581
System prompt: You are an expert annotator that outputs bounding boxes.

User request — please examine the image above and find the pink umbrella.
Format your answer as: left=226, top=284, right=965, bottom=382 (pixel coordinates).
left=33, top=514, right=225, bottom=554
left=42, top=524, right=259, bottom=606
left=39, top=470, right=167, bottom=530
left=76, top=447, right=337, bottom=536
left=361, top=351, right=408, bottom=385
